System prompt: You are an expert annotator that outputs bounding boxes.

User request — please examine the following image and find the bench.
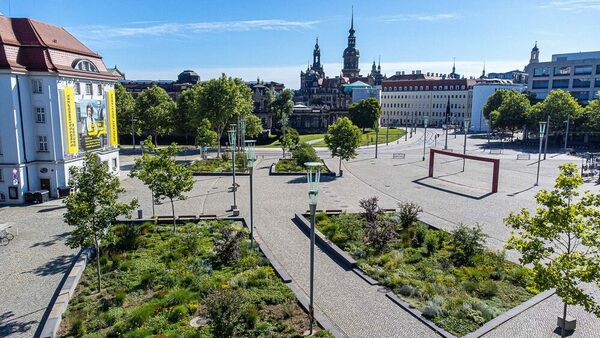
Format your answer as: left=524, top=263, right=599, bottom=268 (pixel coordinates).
left=177, top=215, right=198, bottom=221
left=325, top=209, right=343, bottom=214
left=381, top=208, right=397, bottom=212
left=516, top=153, right=531, bottom=160
left=198, top=214, right=217, bottom=220
left=156, top=216, right=174, bottom=220
left=490, top=149, right=503, bottom=154
left=392, top=153, right=405, bottom=159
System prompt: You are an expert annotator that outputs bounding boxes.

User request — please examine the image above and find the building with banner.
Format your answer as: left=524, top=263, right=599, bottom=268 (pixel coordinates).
left=0, top=16, right=120, bottom=204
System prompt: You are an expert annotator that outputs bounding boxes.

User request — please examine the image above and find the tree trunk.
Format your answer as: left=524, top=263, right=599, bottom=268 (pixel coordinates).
left=95, top=237, right=102, bottom=293
left=561, top=302, right=568, bottom=338
left=154, top=134, right=158, bottom=146
left=170, top=198, right=176, bottom=233
left=151, top=188, right=155, bottom=218
left=339, top=157, right=343, bottom=177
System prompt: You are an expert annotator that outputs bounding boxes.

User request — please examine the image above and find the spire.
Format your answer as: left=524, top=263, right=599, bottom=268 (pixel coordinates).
left=378, top=55, right=381, bottom=70
left=482, top=61, right=486, bottom=78
left=452, top=57, right=456, bottom=74
left=315, top=36, right=319, bottom=48
left=349, top=6, right=355, bottom=35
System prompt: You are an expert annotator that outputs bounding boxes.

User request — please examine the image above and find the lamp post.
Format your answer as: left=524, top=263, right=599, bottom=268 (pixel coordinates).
left=239, top=117, right=246, bottom=151
left=245, top=140, right=256, bottom=248
left=462, top=119, right=470, bottom=172
left=131, top=117, right=137, bottom=150
left=536, top=121, right=547, bottom=186
left=444, top=121, right=449, bottom=150
left=305, top=162, right=323, bottom=336
left=543, top=116, right=550, bottom=160
left=564, top=115, right=570, bottom=150
left=227, top=124, right=238, bottom=212
left=422, top=117, right=429, bottom=161
left=386, top=109, right=389, bottom=146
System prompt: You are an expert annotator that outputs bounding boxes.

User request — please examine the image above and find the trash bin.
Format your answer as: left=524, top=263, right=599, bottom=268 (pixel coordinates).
left=33, top=190, right=50, bottom=204
left=24, top=192, right=34, bottom=204
left=58, top=186, right=71, bottom=198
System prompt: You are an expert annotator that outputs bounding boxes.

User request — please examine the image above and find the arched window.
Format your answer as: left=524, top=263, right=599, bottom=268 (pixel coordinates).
left=72, top=59, right=99, bottom=73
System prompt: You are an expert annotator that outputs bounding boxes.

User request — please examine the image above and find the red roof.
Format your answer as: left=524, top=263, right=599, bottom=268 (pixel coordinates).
left=0, top=17, right=118, bottom=80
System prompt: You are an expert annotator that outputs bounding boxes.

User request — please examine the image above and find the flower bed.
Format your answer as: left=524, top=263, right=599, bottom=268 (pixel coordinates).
left=188, top=157, right=248, bottom=174
left=315, top=210, right=537, bottom=337
left=273, top=159, right=332, bottom=175
left=58, top=221, right=330, bottom=337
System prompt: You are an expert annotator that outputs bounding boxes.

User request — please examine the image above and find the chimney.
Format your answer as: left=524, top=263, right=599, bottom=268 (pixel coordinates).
left=416, top=70, right=421, bottom=75
left=396, top=71, right=401, bottom=76
left=412, top=70, right=415, bottom=75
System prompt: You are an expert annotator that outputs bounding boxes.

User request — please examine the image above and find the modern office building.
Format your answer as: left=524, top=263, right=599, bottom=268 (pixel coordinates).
left=0, top=17, right=120, bottom=204
left=381, top=77, right=476, bottom=128
left=524, top=44, right=600, bottom=104
left=470, top=79, right=526, bottom=132
left=487, top=70, right=528, bottom=84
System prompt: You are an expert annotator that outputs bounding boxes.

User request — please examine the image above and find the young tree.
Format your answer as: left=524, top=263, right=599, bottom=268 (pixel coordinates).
left=176, top=83, right=203, bottom=144
left=198, top=74, right=253, bottom=156
left=64, top=153, right=137, bottom=292
left=505, top=164, right=600, bottom=337
left=135, top=85, right=176, bottom=145
left=279, top=127, right=300, bottom=157
left=324, top=117, right=361, bottom=176
left=130, top=138, right=161, bottom=217
left=582, top=94, right=600, bottom=132
left=195, top=118, right=218, bottom=159
left=348, top=98, right=382, bottom=133
left=244, top=113, right=263, bottom=138
left=115, top=82, right=136, bottom=142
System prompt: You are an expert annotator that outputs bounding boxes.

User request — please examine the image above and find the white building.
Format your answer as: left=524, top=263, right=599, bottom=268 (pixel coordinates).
left=0, top=17, right=120, bottom=204
left=470, top=79, right=526, bottom=132
left=381, top=77, right=476, bottom=128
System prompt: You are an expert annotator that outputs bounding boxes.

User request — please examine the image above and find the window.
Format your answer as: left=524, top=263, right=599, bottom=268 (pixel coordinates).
left=532, top=80, right=549, bottom=89
left=73, top=59, right=99, bottom=73
left=0, top=169, right=3, bottom=181
left=573, top=78, right=591, bottom=88
left=97, top=84, right=103, bottom=96
left=32, top=79, right=43, bottom=93
left=570, top=91, right=589, bottom=100
left=85, top=83, right=93, bottom=95
left=595, top=78, right=600, bottom=88
left=38, top=136, right=48, bottom=152
left=533, top=67, right=550, bottom=77
left=554, top=66, right=571, bottom=76
left=597, top=65, right=600, bottom=74
left=552, top=79, right=570, bottom=88
left=74, top=83, right=81, bottom=95
left=35, top=107, right=46, bottom=123
left=574, top=65, right=593, bottom=75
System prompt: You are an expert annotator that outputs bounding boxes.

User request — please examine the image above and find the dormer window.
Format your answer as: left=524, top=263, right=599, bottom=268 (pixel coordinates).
left=72, top=59, right=99, bottom=73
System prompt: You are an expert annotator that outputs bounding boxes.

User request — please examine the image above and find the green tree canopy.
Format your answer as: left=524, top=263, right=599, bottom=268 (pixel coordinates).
left=495, top=91, right=531, bottom=132
left=64, top=153, right=137, bottom=292
left=244, top=114, right=263, bottom=138
left=533, top=90, right=583, bottom=131
left=581, top=93, right=600, bottom=132
left=268, top=89, right=295, bottom=133
left=324, top=117, right=361, bottom=176
left=135, top=85, right=176, bottom=145
left=348, top=98, right=382, bottom=132
left=279, top=127, right=300, bottom=155
left=195, top=118, right=218, bottom=155
left=115, top=82, right=136, bottom=137
left=483, top=89, right=511, bottom=122
left=505, top=163, right=600, bottom=337
left=176, top=82, right=203, bottom=137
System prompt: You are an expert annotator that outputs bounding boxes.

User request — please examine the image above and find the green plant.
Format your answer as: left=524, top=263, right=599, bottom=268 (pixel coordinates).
left=478, top=280, right=499, bottom=298
left=423, top=297, right=444, bottom=319
left=449, top=224, right=487, bottom=266
left=244, top=303, right=259, bottom=329
left=282, top=301, right=296, bottom=319
left=397, top=201, right=422, bottom=230
left=291, top=142, right=318, bottom=166
left=69, top=317, right=86, bottom=337
left=423, top=230, right=441, bottom=256
left=205, top=288, right=248, bottom=337
left=359, top=196, right=381, bottom=223
left=112, top=287, right=126, bottom=306
left=168, top=304, right=189, bottom=323
left=214, top=225, right=246, bottom=265
left=365, top=216, right=397, bottom=252
left=411, top=223, right=428, bottom=247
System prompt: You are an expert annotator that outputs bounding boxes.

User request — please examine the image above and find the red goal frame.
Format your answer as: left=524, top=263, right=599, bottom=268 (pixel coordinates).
left=428, top=149, right=500, bottom=193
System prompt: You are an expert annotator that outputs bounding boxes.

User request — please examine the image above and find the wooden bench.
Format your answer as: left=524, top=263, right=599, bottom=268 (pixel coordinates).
left=392, top=153, right=405, bottom=159
left=516, top=153, right=531, bottom=160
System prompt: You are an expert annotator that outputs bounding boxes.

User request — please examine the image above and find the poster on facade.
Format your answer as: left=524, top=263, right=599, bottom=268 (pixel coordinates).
left=107, top=89, right=118, bottom=146
left=78, top=99, right=107, bottom=150
left=63, top=86, right=79, bottom=154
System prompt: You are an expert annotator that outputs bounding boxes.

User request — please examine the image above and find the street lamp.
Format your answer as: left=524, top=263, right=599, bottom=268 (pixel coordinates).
left=131, top=117, right=137, bottom=150
left=563, top=116, right=570, bottom=150
left=227, top=124, right=238, bottom=213
left=536, top=121, right=547, bottom=186
left=462, top=119, right=471, bottom=172
left=239, top=117, right=246, bottom=151
left=245, top=140, right=256, bottom=248
left=422, top=117, right=429, bottom=161
left=305, top=161, right=323, bottom=336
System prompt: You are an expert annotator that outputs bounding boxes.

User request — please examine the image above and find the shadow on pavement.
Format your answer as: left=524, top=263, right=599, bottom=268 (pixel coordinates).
left=412, top=177, right=494, bottom=200
left=37, top=205, right=66, bottom=213
left=24, top=254, right=75, bottom=277
left=286, top=175, right=337, bottom=184
left=30, top=232, right=69, bottom=248
left=0, top=311, right=38, bottom=337
left=506, top=185, right=536, bottom=197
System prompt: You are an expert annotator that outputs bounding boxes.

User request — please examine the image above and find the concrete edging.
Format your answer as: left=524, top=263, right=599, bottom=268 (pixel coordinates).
left=191, top=171, right=249, bottom=176
left=269, top=161, right=337, bottom=177
left=39, top=247, right=94, bottom=338
left=386, top=291, right=456, bottom=338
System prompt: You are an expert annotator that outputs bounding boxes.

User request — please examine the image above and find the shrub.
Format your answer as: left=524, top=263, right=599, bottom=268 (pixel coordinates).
left=423, top=230, right=441, bottom=256
left=221, top=152, right=230, bottom=161
left=402, top=247, right=423, bottom=264
left=112, top=223, right=142, bottom=251
left=112, top=287, right=127, bottom=306
left=464, top=280, right=479, bottom=293
left=282, top=301, right=296, bottom=319
left=423, top=296, right=444, bottom=319
left=127, top=302, right=157, bottom=328
left=214, top=225, right=246, bottom=265
left=101, top=307, right=124, bottom=326
left=397, top=201, right=422, bottom=229
left=478, top=280, right=498, bottom=298
left=411, top=223, right=428, bottom=247
left=449, top=224, right=487, bottom=266
left=359, top=197, right=381, bottom=223
left=205, top=288, right=248, bottom=338
left=365, top=216, right=397, bottom=252
left=69, top=317, right=86, bottom=337
left=243, top=303, right=259, bottom=329
left=398, top=284, right=420, bottom=298
left=168, top=304, right=189, bottom=323
left=292, top=142, right=319, bottom=166
left=165, top=288, right=195, bottom=307
left=507, top=266, right=533, bottom=288
left=471, top=300, right=501, bottom=321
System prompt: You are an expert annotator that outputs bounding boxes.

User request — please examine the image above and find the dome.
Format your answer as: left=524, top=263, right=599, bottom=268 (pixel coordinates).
left=177, top=70, right=200, bottom=84
left=344, top=47, right=360, bottom=57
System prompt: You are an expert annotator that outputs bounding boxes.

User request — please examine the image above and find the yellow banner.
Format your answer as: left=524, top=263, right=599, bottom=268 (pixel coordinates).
left=107, top=89, right=118, bottom=146
left=63, top=86, right=79, bottom=155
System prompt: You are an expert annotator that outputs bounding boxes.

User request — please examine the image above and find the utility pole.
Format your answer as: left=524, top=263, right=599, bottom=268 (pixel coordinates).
left=543, top=116, right=550, bottom=160
left=564, top=115, right=570, bottom=150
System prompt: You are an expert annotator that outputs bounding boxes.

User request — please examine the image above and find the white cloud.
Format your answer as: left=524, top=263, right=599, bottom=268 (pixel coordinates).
left=76, top=19, right=320, bottom=39
left=539, top=0, right=600, bottom=11
left=378, top=13, right=459, bottom=23
left=123, top=60, right=526, bottom=90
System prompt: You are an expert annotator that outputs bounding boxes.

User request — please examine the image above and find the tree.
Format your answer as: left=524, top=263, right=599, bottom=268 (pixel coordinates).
left=176, top=83, right=203, bottom=143
left=132, top=142, right=194, bottom=232
left=532, top=90, right=583, bottom=131
left=348, top=98, right=381, bottom=133
left=64, top=153, right=137, bottom=292
left=198, top=74, right=253, bottom=156
left=291, top=142, right=318, bottom=166
left=195, top=118, right=218, bottom=158
left=483, top=89, right=510, bottom=122
left=244, top=114, right=263, bottom=138
left=581, top=94, right=600, bottom=132
left=130, top=138, right=161, bottom=217
left=268, top=89, right=295, bottom=156
left=505, top=164, right=600, bottom=338
left=324, top=117, right=361, bottom=176
left=135, top=85, right=176, bottom=145
left=279, top=127, right=300, bottom=156
left=115, top=82, right=136, bottom=142
left=495, top=91, right=531, bottom=135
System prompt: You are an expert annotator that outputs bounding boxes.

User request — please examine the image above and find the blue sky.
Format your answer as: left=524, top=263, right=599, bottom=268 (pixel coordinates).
left=2, top=0, right=599, bottom=88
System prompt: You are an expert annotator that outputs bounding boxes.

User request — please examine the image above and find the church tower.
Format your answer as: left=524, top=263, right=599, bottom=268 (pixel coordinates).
left=311, top=37, right=324, bottom=75
left=530, top=41, right=539, bottom=64
left=342, top=7, right=360, bottom=77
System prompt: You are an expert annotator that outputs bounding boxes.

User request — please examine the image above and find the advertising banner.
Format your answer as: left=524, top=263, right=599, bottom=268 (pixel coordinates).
left=107, top=89, right=118, bottom=146
left=78, top=98, right=107, bottom=150
left=63, top=86, right=79, bottom=155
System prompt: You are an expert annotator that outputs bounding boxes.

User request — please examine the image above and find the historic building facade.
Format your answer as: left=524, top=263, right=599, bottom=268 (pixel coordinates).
left=0, top=17, right=120, bottom=203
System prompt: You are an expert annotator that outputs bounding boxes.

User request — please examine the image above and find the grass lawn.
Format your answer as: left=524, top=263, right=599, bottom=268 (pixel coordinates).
left=274, top=159, right=331, bottom=174
left=257, top=134, right=326, bottom=148
left=311, top=128, right=406, bottom=147
left=187, top=157, right=248, bottom=173
left=59, top=221, right=332, bottom=337
left=315, top=212, right=536, bottom=337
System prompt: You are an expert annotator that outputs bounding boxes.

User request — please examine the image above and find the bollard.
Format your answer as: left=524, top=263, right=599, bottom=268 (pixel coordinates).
left=137, top=209, right=143, bottom=219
